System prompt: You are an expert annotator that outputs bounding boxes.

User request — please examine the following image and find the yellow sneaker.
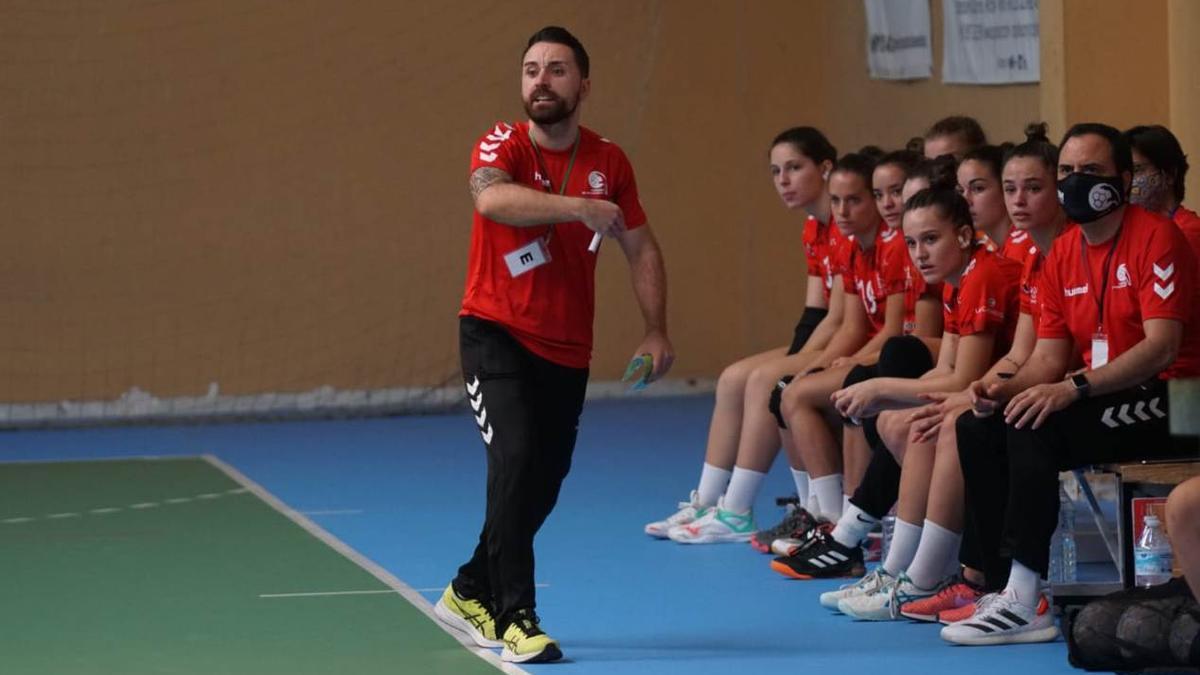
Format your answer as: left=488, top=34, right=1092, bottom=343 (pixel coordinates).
left=433, top=584, right=502, bottom=648
left=500, top=609, right=562, bottom=663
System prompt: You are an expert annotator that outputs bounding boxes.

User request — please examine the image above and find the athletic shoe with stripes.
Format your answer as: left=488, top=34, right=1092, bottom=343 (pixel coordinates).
left=500, top=608, right=562, bottom=663
left=940, top=588, right=1059, bottom=645
left=644, top=490, right=711, bottom=539
left=900, top=577, right=984, bottom=622
left=667, top=496, right=756, bottom=544
left=769, top=527, right=864, bottom=579
left=434, top=584, right=503, bottom=648
left=819, top=568, right=896, bottom=611
left=750, top=501, right=819, bottom=553
left=837, top=572, right=942, bottom=621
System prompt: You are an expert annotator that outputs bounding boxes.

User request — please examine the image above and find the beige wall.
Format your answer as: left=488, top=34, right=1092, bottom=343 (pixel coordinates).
left=5, top=1, right=1189, bottom=405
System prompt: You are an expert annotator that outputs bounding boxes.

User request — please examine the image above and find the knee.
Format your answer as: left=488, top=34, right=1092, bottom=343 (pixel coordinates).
left=717, top=360, right=753, bottom=398
left=745, top=366, right=779, bottom=401
left=877, top=411, right=907, bottom=457
left=878, top=335, right=933, bottom=378
left=1167, top=477, right=1200, bottom=536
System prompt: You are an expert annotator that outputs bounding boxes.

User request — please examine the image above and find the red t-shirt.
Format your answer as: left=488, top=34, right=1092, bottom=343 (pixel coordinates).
left=1038, top=206, right=1200, bottom=378
left=942, top=246, right=1023, bottom=361
left=460, top=122, right=647, bottom=368
left=1174, top=206, right=1200, bottom=260
left=803, top=216, right=852, bottom=304
left=844, top=224, right=910, bottom=336
left=1001, top=228, right=1038, bottom=266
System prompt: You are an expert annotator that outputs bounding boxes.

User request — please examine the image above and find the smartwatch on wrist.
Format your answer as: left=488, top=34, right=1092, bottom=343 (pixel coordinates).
left=1070, top=373, right=1091, bottom=399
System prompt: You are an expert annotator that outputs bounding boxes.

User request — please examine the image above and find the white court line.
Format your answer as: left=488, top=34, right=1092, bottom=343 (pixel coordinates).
left=165, top=498, right=192, bottom=504
left=3, top=516, right=34, bottom=523
left=299, top=509, right=364, bottom=516
left=196, top=493, right=222, bottom=500
left=91, top=507, right=122, bottom=514
left=202, top=454, right=528, bottom=675
left=260, top=589, right=400, bottom=599
left=130, top=502, right=159, bottom=509
left=48, top=512, right=81, bottom=519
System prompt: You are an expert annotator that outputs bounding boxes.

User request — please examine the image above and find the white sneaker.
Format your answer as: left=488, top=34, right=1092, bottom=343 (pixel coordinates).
left=819, top=567, right=895, bottom=611
left=940, top=587, right=1059, bottom=645
left=667, top=496, right=756, bottom=544
left=837, top=572, right=942, bottom=621
left=644, top=490, right=710, bottom=538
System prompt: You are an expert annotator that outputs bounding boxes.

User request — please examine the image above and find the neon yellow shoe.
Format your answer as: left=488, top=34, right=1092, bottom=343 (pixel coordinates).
left=434, top=584, right=502, bottom=648
left=500, top=609, right=562, bottom=663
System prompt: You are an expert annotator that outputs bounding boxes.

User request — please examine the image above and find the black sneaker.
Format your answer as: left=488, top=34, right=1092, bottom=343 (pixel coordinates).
left=769, top=527, right=865, bottom=579
left=750, top=501, right=819, bottom=553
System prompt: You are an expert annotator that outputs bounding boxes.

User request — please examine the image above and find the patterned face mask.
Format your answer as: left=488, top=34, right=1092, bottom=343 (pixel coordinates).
left=1130, top=171, right=1169, bottom=212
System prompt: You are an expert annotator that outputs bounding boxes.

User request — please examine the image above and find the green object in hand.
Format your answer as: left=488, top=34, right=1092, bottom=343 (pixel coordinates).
left=622, top=353, right=654, bottom=391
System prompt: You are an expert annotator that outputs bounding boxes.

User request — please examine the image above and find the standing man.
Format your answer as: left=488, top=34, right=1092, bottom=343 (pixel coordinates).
left=434, top=26, right=673, bottom=664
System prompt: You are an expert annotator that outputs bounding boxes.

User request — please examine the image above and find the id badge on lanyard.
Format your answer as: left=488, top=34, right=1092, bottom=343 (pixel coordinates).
left=503, top=238, right=552, bottom=277
left=503, top=132, right=580, bottom=279
left=1091, top=329, right=1109, bottom=368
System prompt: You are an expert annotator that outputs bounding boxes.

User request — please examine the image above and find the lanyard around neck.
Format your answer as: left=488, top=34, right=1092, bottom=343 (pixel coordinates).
left=1079, top=224, right=1123, bottom=331
left=529, top=132, right=580, bottom=196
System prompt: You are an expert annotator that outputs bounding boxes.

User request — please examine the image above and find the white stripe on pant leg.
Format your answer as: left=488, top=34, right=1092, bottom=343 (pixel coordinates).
left=465, top=377, right=494, bottom=446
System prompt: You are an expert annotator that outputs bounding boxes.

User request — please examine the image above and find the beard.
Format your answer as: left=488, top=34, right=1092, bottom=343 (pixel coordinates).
left=523, top=90, right=579, bottom=126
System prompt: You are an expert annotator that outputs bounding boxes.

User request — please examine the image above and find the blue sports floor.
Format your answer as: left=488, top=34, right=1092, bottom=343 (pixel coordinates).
left=0, top=395, right=1083, bottom=674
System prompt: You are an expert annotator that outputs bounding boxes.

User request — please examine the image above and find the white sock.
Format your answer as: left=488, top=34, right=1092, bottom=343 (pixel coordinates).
left=696, top=463, right=731, bottom=506
left=722, top=467, right=765, bottom=514
left=810, top=473, right=844, bottom=520
left=842, top=494, right=851, bottom=515
left=806, top=494, right=821, bottom=516
left=790, top=468, right=810, bottom=506
left=906, top=520, right=963, bottom=589
left=1004, top=560, right=1041, bottom=609
left=831, top=502, right=879, bottom=548
left=883, top=518, right=922, bottom=576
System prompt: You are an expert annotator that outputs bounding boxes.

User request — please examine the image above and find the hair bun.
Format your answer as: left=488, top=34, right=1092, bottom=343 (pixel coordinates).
left=1024, top=122, right=1050, bottom=144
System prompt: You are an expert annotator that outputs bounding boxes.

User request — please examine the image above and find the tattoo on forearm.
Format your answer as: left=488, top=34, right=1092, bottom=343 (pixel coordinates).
left=469, top=167, right=511, bottom=200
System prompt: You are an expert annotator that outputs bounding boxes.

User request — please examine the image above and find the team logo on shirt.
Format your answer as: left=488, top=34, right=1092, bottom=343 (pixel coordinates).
left=584, top=171, right=608, bottom=196
left=1064, top=284, right=1089, bottom=297
left=1114, top=263, right=1131, bottom=289
left=1088, top=183, right=1121, bottom=211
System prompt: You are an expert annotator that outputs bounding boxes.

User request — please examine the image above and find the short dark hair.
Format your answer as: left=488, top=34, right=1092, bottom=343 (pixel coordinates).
left=525, top=26, right=590, bottom=77
left=1061, top=122, right=1133, bottom=175
left=876, top=149, right=923, bottom=179
left=910, top=155, right=959, bottom=191
left=831, top=152, right=879, bottom=187
left=770, top=127, right=838, bottom=165
left=904, top=187, right=974, bottom=235
left=1125, top=124, right=1189, bottom=202
left=1004, top=122, right=1059, bottom=173
left=960, top=144, right=1008, bottom=182
left=925, top=115, right=987, bottom=149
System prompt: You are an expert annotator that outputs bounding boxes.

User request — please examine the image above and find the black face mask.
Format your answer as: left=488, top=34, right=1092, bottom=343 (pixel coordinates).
left=1057, top=172, right=1125, bottom=224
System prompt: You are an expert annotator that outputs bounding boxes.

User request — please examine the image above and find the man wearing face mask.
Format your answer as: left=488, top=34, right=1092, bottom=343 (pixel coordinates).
left=1125, top=124, right=1200, bottom=257
left=942, top=123, right=1200, bottom=646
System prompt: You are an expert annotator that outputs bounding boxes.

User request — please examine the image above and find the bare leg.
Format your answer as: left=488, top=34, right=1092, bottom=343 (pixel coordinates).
left=1166, top=475, right=1200, bottom=598
left=842, top=425, right=871, bottom=497
left=926, top=408, right=970, bottom=533
left=888, top=412, right=934, bottom=527
left=703, top=347, right=788, bottom=469
left=777, top=364, right=856, bottom=476
left=730, top=351, right=821, bottom=473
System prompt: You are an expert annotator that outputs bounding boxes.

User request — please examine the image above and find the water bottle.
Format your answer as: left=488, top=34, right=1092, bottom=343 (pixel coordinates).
left=880, top=512, right=896, bottom=563
left=1050, top=480, right=1077, bottom=583
left=1134, top=515, right=1174, bottom=587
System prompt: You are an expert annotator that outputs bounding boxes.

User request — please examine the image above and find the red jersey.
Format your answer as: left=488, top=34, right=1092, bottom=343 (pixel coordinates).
left=1174, top=206, right=1200, bottom=260
left=1001, top=228, right=1038, bottom=265
left=844, top=224, right=910, bottom=336
left=1038, top=206, right=1200, bottom=378
left=460, top=122, right=647, bottom=368
left=803, top=216, right=852, bottom=303
left=943, top=246, right=1023, bottom=361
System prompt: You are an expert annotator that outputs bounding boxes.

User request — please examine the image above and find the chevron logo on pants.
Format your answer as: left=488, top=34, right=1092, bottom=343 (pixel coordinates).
left=1100, top=397, right=1166, bottom=428
left=465, top=376, right=493, bottom=444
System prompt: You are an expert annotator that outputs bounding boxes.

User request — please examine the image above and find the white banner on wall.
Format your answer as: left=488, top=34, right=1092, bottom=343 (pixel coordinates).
left=943, top=0, right=1040, bottom=84
left=864, top=0, right=933, bottom=80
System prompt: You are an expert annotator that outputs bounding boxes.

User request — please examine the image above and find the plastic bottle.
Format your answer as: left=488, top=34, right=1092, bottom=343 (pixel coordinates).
left=1050, top=481, right=1077, bottom=583
left=880, top=513, right=896, bottom=563
left=1134, top=514, right=1174, bottom=587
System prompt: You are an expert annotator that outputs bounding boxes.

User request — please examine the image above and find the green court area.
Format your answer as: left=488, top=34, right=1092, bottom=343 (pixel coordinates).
left=0, top=457, right=500, bottom=675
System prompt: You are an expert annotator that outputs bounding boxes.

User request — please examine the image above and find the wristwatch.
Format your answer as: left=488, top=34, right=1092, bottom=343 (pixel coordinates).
left=1070, top=373, right=1091, bottom=399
